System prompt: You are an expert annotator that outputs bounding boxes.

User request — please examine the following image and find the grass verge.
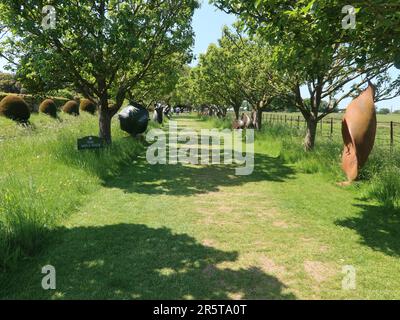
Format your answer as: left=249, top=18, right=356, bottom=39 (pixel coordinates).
left=205, top=115, right=400, bottom=209
left=0, top=113, right=144, bottom=270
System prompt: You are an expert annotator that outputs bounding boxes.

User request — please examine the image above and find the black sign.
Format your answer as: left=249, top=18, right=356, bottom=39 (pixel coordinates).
left=77, top=136, right=104, bottom=150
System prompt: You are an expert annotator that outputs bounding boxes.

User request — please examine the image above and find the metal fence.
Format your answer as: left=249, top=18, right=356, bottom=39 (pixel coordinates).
left=263, top=113, right=400, bottom=150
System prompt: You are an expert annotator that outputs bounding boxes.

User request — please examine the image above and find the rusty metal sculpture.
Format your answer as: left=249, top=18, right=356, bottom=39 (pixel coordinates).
left=232, top=118, right=243, bottom=129
left=232, top=113, right=252, bottom=130
left=241, top=113, right=252, bottom=129
left=341, top=82, right=377, bottom=185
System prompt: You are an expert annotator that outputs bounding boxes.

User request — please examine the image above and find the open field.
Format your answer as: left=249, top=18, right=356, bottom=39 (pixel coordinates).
left=1, top=115, right=399, bottom=300
left=263, top=112, right=400, bottom=150
left=263, top=112, right=400, bottom=122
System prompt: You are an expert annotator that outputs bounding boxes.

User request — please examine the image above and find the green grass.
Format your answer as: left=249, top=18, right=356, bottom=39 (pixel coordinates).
left=1, top=115, right=399, bottom=299
left=366, top=166, right=400, bottom=208
left=0, top=113, right=144, bottom=270
left=256, top=117, right=400, bottom=208
left=218, top=112, right=399, bottom=188
left=197, top=114, right=233, bottom=130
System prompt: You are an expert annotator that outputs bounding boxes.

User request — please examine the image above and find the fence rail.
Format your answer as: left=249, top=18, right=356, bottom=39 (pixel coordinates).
left=263, top=113, right=400, bottom=150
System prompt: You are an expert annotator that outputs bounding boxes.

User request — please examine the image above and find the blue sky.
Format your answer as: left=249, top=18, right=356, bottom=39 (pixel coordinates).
left=191, top=0, right=235, bottom=65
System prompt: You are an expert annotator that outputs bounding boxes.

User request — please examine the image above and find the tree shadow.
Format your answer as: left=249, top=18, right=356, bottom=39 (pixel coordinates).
left=2, top=224, right=296, bottom=300
left=335, top=203, right=400, bottom=257
left=104, top=151, right=294, bottom=196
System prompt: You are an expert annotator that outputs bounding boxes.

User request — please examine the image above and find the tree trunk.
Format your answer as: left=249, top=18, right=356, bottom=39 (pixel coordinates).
left=304, top=117, right=318, bottom=151
left=99, top=94, right=115, bottom=144
left=99, top=106, right=112, bottom=144
left=234, top=105, right=240, bottom=120
left=256, top=108, right=262, bottom=130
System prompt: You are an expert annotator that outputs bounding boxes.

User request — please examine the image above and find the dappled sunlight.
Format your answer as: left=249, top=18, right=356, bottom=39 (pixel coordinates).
left=104, top=152, right=294, bottom=196
left=2, top=224, right=296, bottom=300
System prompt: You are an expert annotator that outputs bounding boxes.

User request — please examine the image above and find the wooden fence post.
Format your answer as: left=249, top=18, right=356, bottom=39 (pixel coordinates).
left=390, top=121, right=394, bottom=150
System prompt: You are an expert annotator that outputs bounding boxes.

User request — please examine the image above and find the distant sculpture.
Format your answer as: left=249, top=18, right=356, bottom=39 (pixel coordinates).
left=241, top=113, right=252, bottom=129
left=232, top=113, right=251, bottom=130
left=341, top=82, right=377, bottom=184
left=164, top=105, right=172, bottom=119
left=232, top=118, right=244, bottom=129
left=250, top=110, right=257, bottom=128
left=153, top=103, right=164, bottom=124
left=118, top=102, right=149, bottom=136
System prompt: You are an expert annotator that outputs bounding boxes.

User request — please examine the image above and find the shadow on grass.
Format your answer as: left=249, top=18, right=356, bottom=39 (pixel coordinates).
left=336, top=203, right=400, bottom=257
left=1, top=224, right=296, bottom=300
left=104, top=151, right=294, bottom=196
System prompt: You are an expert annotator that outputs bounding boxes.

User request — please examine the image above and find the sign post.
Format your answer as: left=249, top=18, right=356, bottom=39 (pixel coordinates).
left=77, top=136, right=105, bottom=151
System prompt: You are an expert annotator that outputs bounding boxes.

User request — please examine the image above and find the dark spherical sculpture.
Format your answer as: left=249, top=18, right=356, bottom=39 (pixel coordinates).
left=118, top=102, right=150, bottom=136
left=39, top=99, right=57, bottom=118
left=80, top=99, right=97, bottom=115
left=62, top=100, right=79, bottom=116
left=0, top=95, right=31, bottom=122
left=153, top=105, right=164, bottom=124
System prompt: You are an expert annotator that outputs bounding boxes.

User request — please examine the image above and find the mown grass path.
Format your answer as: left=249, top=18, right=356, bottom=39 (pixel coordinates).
left=2, top=116, right=400, bottom=299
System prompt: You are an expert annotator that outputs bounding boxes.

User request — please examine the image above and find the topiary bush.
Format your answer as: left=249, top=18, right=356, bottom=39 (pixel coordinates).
left=62, top=100, right=79, bottom=116
left=80, top=99, right=97, bottom=115
left=39, top=99, right=57, bottom=118
left=0, top=95, right=30, bottom=122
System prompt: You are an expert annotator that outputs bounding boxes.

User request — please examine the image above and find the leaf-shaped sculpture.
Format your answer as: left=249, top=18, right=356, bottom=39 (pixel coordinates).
left=341, top=83, right=377, bottom=184
left=241, top=113, right=252, bottom=129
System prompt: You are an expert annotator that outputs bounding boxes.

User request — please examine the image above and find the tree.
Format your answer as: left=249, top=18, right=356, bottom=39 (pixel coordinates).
left=194, top=42, right=242, bottom=119
left=169, top=65, right=197, bottom=108
left=212, top=0, right=399, bottom=150
left=269, top=93, right=297, bottom=113
left=0, top=72, right=20, bottom=93
left=192, top=26, right=287, bottom=128
left=221, top=29, right=288, bottom=129
left=126, top=53, right=190, bottom=108
left=377, top=108, right=390, bottom=115
left=310, top=1, right=400, bottom=66
left=0, top=0, right=198, bottom=143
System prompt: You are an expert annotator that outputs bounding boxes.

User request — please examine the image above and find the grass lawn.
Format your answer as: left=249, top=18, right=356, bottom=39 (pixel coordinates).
left=1, top=115, right=399, bottom=299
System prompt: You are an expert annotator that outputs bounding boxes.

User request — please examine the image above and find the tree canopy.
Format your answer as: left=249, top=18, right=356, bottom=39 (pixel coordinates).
left=211, top=0, right=400, bottom=149
left=172, top=25, right=289, bottom=127
left=0, top=0, right=199, bottom=142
